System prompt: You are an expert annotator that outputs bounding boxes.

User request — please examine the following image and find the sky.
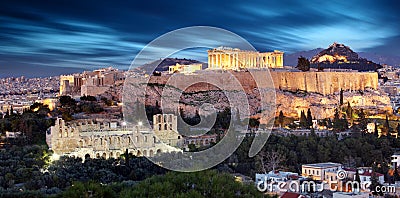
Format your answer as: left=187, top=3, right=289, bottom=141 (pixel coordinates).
left=0, top=0, right=399, bottom=76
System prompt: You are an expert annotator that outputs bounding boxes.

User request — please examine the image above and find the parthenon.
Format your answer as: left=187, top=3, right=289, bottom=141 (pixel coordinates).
left=207, top=46, right=284, bottom=70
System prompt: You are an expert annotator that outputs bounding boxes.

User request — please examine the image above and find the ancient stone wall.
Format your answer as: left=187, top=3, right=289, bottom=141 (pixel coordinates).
left=144, top=70, right=378, bottom=95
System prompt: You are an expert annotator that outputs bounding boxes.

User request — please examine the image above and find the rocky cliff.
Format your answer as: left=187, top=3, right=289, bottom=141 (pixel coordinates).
left=123, top=70, right=391, bottom=120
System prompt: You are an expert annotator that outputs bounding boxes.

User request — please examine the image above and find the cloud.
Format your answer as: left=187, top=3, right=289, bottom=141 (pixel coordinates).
left=0, top=0, right=399, bottom=74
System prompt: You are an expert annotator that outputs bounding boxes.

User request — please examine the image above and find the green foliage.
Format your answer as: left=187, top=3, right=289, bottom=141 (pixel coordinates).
left=59, top=96, right=76, bottom=107
left=59, top=181, right=116, bottom=198
left=278, top=111, right=284, bottom=127
left=119, top=170, right=266, bottom=197
left=80, top=95, right=97, bottom=102
left=333, top=108, right=348, bottom=131
left=296, top=56, right=310, bottom=72
left=0, top=104, right=54, bottom=145
left=299, top=110, right=307, bottom=128
left=306, top=109, right=313, bottom=128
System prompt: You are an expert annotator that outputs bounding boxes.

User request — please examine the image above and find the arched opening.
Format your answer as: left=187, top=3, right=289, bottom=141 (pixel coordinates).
left=136, top=150, right=142, bottom=157
left=85, top=154, right=90, bottom=159
left=110, top=152, right=113, bottom=158
left=143, top=150, right=147, bottom=156
left=102, top=153, right=107, bottom=159
left=116, top=152, right=120, bottom=158
left=96, top=153, right=100, bottom=158
left=156, top=149, right=162, bottom=154
left=149, top=150, right=154, bottom=157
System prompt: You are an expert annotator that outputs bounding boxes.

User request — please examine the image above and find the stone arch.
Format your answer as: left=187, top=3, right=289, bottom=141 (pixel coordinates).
left=109, top=137, right=112, bottom=145
left=143, top=150, right=147, bottom=156
left=116, top=152, right=120, bottom=158
left=137, top=150, right=142, bottom=157
left=149, top=150, right=154, bottom=157
left=153, top=136, right=157, bottom=143
left=85, top=154, right=90, bottom=159
left=102, top=153, right=107, bottom=158
left=109, top=152, right=113, bottom=158
left=96, top=153, right=100, bottom=158
left=156, top=149, right=162, bottom=154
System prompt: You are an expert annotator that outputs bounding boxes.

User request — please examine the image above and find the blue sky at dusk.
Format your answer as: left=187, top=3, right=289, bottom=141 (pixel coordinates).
left=0, top=0, right=399, bottom=74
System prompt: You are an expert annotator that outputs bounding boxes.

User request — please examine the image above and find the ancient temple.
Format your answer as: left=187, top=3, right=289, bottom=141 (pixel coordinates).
left=207, top=46, right=284, bottom=70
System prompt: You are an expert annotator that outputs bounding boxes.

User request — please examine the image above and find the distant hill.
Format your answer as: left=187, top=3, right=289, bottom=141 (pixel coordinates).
left=284, top=48, right=324, bottom=66
left=309, top=42, right=382, bottom=71
left=285, top=44, right=400, bottom=68
left=135, top=58, right=206, bottom=74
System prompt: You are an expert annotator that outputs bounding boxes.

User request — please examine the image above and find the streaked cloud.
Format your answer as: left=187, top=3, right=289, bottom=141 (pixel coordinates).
left=0, top=0, right=398, bottom=75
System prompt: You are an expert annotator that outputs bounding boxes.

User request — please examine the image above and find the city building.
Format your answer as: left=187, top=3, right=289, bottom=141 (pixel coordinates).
left=207, top=46, right=284, bottom=70
left=59, top=67, right=125, bottom=97
left=168, top=63, right=202, bottom=74
left=301, top=162, right=343, bottom=181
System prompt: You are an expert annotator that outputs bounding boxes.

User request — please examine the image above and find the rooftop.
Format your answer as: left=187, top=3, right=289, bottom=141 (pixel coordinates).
left=302, top=162, right=342, bottom=168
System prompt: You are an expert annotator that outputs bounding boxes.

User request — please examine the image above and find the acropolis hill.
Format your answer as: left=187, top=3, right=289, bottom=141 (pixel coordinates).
left=130, top=46, right=390, bottom=119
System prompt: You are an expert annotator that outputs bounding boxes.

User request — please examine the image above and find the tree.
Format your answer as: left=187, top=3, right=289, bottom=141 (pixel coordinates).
left=296, top=56, right=310, bottom=72
left=299, top=110, right=307, bottom=128
left=354, top=169, right=361, bottom=192
left=317, top=63, right=324, bottom=71
left=278, top=110, right=284, bottom=128
left=397, top=123, right=400, bottom=137
left=358, top=109, right=367, bottom=132
left=384, top=114, right=391, bottom=134
left=339, top=89, right=344, bottom=106
left=306, top=109, right=313, bottom=128
left=394, top=165, right=400, bottom=183
left=374, top=122, right=379, bottom=137
left=257, top=151, right=286, bottom=173
left=370, top=170, right=383, bottom=196
left=355, top=169, right=361, bottom=184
